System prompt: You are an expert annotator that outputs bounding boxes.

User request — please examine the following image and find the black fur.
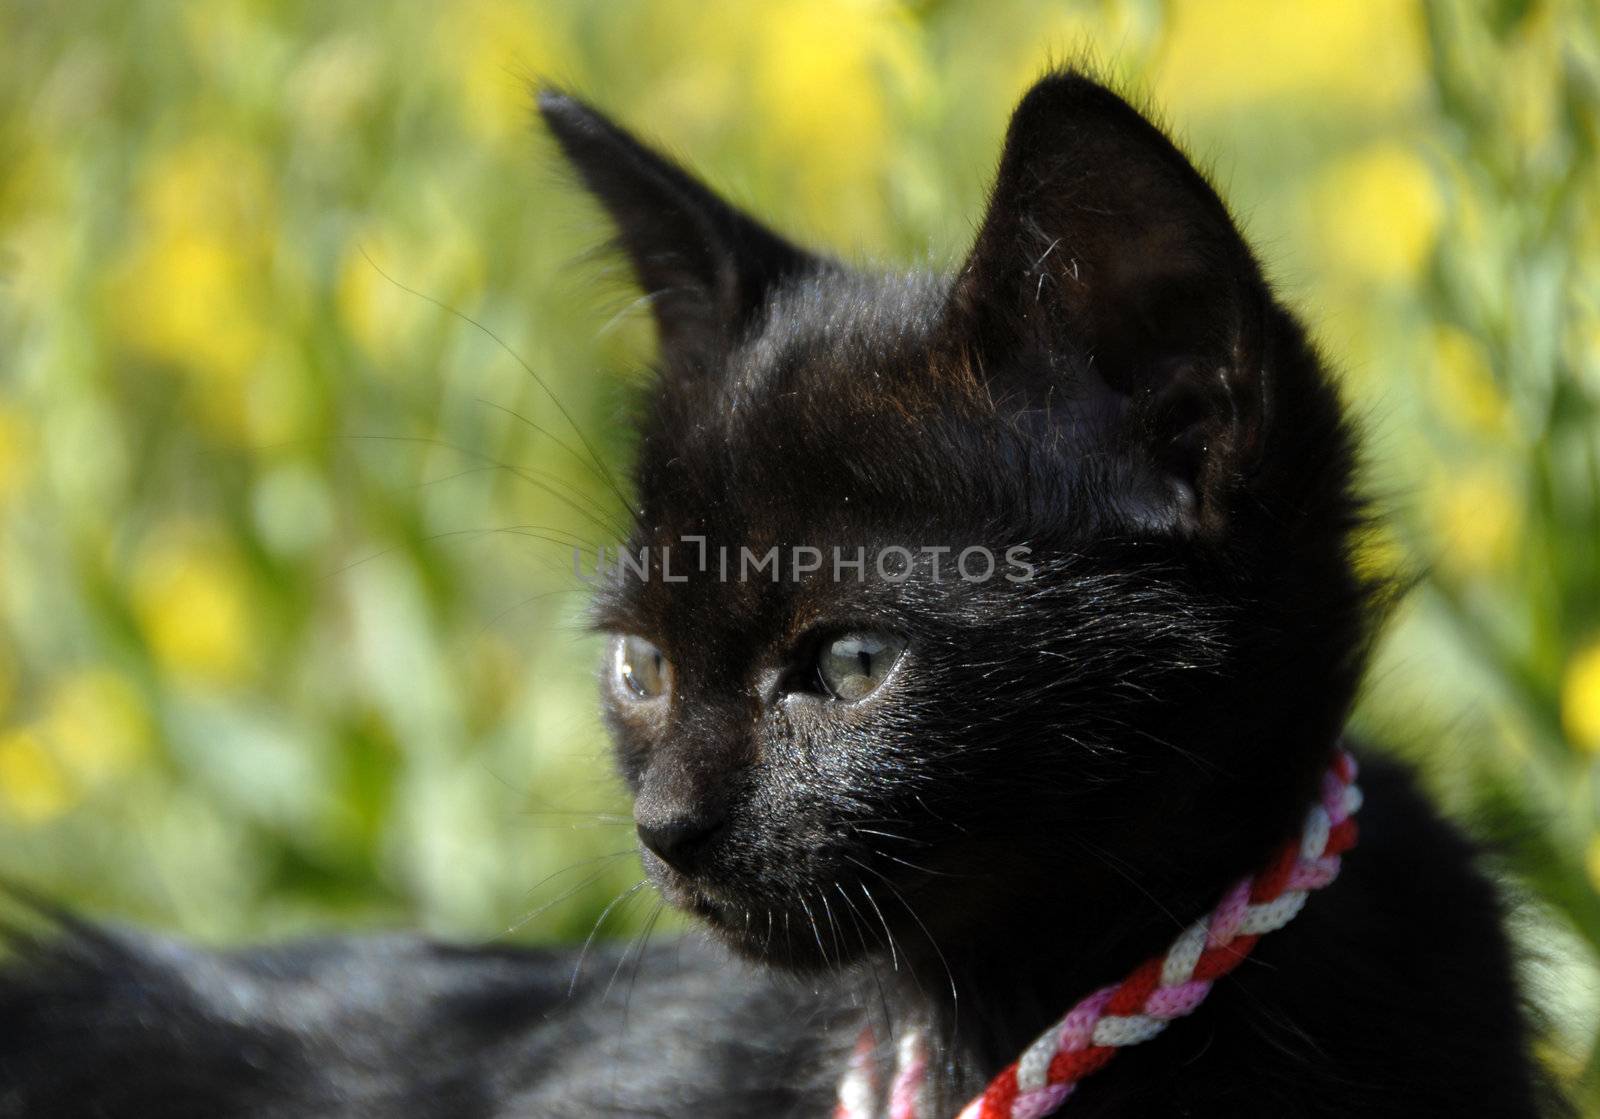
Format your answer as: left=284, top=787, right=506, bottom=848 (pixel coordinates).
left=0, top=72, right=1557, bottom=1117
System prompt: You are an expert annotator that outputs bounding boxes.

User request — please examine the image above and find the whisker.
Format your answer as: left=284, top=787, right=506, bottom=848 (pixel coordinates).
left=323, top=524, right=599, bottom=583
left=853, top=877, right=899, bottom=974
left=569, top=877, right=649, bottom=996
left=883, top=877, right=960, bottom=1042
left=344, top=431, right=625, bottom=537
left=502, top=852, right=633, bottom=937
left=477, top=586, right=589, bottom=636
left=358, top=248, right=635, bottom=518
left=610, top=896, right=666, bottom=1021
left=848, top=855, right=958, bottom=1034
left=1064, top=833, right=1186, bottom=932
left=472, top=398, right=635, bottom=532
left=797, top=893, right=832, bottom=973
left=820, top=889, right=845, bottom=979
left=517, top=809, right=632, bottom=823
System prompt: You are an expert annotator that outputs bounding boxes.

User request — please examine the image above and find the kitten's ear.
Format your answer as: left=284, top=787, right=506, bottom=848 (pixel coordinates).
left=947, top=72, right=1271, bottom=536
left=539, top=89, right=818, bottom=370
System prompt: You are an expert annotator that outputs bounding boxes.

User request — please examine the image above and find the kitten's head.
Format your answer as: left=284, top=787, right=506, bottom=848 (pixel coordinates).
left=542, top=73, right=1371, bottom=970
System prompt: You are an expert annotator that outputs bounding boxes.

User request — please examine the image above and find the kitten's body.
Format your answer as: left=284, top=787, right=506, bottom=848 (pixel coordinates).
left=0, top=756, right=1545, bottom=1117
left=0, top=73, right=1554, bottom=1116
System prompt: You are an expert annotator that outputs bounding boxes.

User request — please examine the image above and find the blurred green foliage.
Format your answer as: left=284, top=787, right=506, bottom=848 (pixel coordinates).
left=0, top=0, right=1597, bottom=1104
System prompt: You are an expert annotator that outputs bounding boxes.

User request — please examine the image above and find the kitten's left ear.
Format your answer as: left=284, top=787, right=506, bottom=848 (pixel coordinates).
left=539, top=89, right=820, bottom=372
left=947, top=73, right=1273, bottom=537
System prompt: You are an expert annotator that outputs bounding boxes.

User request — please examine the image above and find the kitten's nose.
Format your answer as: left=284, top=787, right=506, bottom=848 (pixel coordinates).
left=635, top=810, right=723, bottom=872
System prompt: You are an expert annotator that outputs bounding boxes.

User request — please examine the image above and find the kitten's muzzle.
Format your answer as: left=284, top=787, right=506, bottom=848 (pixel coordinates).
left=635, top=808, right=725, bottom=873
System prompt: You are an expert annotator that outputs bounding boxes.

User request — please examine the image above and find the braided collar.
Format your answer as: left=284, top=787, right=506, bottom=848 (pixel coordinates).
left=834, top=750, right=1363, bottom=1119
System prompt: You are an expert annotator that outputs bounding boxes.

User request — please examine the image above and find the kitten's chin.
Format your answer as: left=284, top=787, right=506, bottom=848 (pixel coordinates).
left=696, top=895, right=875, bottom=972
left=644, top=856, right=877, bottom=972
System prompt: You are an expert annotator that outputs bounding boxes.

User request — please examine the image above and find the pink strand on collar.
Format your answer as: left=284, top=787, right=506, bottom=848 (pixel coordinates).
left=834, top=749, right=1363, bottom=1119
left=835, top=1031, right=879, bottom=1119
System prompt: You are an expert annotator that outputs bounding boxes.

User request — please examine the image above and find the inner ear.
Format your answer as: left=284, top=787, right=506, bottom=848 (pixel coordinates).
left=944, top=71, right=1271, bottom=536
left=539, top=88, right=823, bottom=374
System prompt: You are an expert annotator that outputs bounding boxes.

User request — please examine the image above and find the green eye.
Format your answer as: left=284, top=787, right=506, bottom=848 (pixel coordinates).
left=616, top=635, right=671, bottom=701
left=817, top=632, right=906, bottom=702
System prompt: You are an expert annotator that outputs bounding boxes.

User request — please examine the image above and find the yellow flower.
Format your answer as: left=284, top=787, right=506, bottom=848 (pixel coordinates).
left=631, top=0, right=920, bottom=249
left=335, top=227, right=486, bottom=368
left=1428, top=466, right=1521, bottom=579
left=0, top=402, right=34, bottom=505
left=0, top=726, right=74, bottom=825
left=336, top=234, right=412, bottom=368
left=131, top=521, right=254, bottom=687
left=1564, top=642, right=1600, bottom=754
left=1313, top=143, right=1441, bottom=286
left=747, top=0, right=920, bottom=245
left=41, top=669, right=152, bottom=785
left=1157, top=0, right=1425, bottom=112
left=110, top=136, right=276, bottom=440
left=1431, top=326, right=1510, bottom=438
left=138, top=134, right=274, bottom=246
left=118, top=229, right=268, bottom=376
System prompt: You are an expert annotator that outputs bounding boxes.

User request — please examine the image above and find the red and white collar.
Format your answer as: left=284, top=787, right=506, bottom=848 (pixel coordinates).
left=836, top=750, right=1363, bottom=1119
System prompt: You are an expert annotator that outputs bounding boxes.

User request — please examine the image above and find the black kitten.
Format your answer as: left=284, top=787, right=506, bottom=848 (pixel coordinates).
left=0, top=72, right=1557, bottom=1118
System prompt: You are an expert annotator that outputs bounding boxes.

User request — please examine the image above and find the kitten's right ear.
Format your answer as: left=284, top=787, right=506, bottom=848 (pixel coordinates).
left=538, top=88, right=818, bottom=371
left=944, top=73, right=1274, bottom=538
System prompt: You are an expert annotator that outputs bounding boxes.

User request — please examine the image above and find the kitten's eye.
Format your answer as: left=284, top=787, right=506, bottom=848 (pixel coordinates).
left=615, top=635, right=671, bottom=701
left=817, top=632, right=906, bottom=702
